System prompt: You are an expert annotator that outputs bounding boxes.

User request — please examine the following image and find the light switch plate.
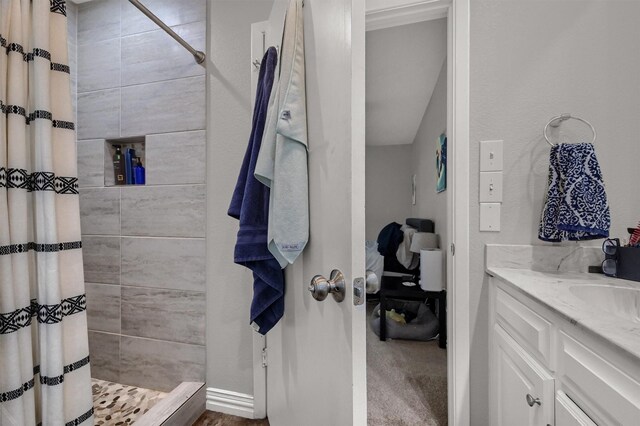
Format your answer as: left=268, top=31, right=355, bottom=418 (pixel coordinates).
left=480, top=140, right=503, bottom=171
left=479, top=171, right=503, bottom=202
left=480, top=203, right=501, bottom=232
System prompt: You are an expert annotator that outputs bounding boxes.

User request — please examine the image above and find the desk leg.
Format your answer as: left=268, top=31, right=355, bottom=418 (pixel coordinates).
left=380, top=293, right=387, bottom=341
left=438, top=290, right=446, bottom=349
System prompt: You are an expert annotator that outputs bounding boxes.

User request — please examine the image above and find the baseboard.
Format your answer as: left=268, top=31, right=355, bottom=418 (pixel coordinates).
left=205, top=387, right=259, bottom=419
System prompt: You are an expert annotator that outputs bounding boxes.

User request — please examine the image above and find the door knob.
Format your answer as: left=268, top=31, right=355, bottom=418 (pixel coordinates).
left=365, top=270, right=380, bottom=293
left=526, top=394, right=541, bottom=407
left=309, top=269, right=346, bottom=302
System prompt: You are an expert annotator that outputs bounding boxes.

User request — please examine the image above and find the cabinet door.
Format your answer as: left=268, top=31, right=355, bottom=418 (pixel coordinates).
left=493, top=324, right=555, bottom=426
left=556, top=391, right=598, bottom=426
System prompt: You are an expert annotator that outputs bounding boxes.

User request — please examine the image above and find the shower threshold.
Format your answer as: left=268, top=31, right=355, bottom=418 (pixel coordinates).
left=92, top=379, right=205, bottom=425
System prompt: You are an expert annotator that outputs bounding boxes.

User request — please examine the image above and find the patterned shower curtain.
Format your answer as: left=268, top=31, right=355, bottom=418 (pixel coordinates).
left=0, top=0, right=93, bottom=425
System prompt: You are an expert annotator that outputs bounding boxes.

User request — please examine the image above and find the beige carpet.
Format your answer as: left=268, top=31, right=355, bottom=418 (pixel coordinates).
left=367, top=302, right=448, bottom=426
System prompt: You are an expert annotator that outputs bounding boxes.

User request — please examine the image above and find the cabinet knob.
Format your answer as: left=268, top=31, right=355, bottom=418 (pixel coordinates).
left=526, top=394, right=541, bottom=407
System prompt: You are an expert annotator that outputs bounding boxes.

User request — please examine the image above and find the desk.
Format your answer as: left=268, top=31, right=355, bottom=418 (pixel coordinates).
left=379, top=275, right=446, bottom=349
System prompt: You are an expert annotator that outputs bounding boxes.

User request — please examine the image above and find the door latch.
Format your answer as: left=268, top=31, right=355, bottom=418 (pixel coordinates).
left=353, top=277, right=365, bottom=306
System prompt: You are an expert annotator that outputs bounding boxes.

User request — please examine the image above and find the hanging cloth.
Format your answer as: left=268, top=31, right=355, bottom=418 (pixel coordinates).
left=0, top=1, right=93, bottom=424
left=539, top=143, right=610, bottom=242
left=228, top=47, right=284, bottom=335
left=255, top=0, right=308, bottom=268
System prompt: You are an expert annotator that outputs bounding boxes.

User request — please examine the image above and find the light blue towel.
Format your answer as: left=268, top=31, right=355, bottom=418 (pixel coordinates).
left=539, top=143, right=610, bottom=242
left=255, top=0, right=308, bottom=268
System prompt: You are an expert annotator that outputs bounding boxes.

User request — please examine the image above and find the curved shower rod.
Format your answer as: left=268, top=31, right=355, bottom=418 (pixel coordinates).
left=128, top=0, right=206, bottom=65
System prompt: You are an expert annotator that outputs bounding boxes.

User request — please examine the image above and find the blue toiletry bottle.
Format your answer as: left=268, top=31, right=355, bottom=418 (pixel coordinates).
left=134, top=157, right=145, bottom=185
left=125, top=148, right=136, bottom=185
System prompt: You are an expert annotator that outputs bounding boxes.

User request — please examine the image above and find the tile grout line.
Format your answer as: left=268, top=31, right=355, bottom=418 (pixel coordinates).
left=89, top=330, right=206, bottom=348
left=77, top=74, right=206, bottom=96
left=118, top=2, right=123, bottom=382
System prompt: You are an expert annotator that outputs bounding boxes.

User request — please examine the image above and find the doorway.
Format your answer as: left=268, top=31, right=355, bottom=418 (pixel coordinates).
left=211, top=0, right=471, bottom=424
left=364, top=14, right=450, bottom=426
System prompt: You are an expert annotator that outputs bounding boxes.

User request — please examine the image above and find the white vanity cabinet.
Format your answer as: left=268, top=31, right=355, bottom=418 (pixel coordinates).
left=489, top=276, right=640, bottom=426
left=555, top=391, right=597, bottom=426
left=492, top=323, right=554, bottom=426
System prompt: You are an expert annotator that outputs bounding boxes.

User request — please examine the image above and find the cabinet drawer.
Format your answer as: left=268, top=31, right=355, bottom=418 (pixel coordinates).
left=495, top=287, right=552, bottom=366
left=558, top=332, right=640, bottom=425
left=556, top=391, right=597, bottom=426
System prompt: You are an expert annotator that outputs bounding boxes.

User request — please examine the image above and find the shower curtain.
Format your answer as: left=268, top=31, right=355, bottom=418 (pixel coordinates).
left=0, top=1, right=93, bottom=425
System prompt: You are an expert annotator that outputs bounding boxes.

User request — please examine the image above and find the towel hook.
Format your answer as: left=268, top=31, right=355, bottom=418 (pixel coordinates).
left=543, top=113, right=597, bottom=147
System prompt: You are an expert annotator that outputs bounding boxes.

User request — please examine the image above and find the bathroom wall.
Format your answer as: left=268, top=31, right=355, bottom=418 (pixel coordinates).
left=468, top=1, right=640, bottom=423
left=207, top=0, right=275, bottom=397
left=74, top=0, right=207, bottom=392
left=411, top=60, right=447, bottom=268
left=365, top=145, right=413, bottom=241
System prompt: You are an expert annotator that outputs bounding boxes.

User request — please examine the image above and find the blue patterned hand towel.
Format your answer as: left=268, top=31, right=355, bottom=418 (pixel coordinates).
left=539, top=143, right=610, bottom=242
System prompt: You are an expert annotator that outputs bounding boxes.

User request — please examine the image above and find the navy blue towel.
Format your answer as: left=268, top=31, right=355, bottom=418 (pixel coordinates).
left=539, top=143, right=610, bottom=242
left=228, top=47, right=284, bottom=335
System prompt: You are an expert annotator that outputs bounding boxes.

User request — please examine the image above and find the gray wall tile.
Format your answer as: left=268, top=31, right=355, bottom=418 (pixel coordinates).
left=77, top=139, right=105, bottom=187
left=79, top=188, right=121, bottom=235
left=86, top=283, right=121, bottom=333
left=121, top=21, right=205, bottom=87
left=77, top=88, right=120, bottom=140
left=121, top=287, right=205, bottom=345
left=121, top=185, right=205, bottom=238
left=78, top=0, right=120, bottom=44
left=77, top=0, right=208, bottom=389
left=121, top=237, right=205, bottom=291
left=120, top=336, right=205, bottom=392
left=78, top=38, right=121, bottom=92
left=145, top=131, right=205, bottom=185
left=82, top=236, right=121, bottom=284
left=121, top=0, right=206, bottom=36
left=67, top=2, right=78, bottom=44
left=120, top=76, right=205, bottom=137
left=88, top=331, right=120, bottom=382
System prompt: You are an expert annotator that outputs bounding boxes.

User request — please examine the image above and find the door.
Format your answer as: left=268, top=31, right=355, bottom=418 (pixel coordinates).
left=493, top=325, right=555, bottom=426
left=263, top=1, right=367, bottom=426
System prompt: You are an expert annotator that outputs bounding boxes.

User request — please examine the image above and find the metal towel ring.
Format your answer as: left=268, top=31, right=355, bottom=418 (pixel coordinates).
left=543, top=113, right=597, bottom=147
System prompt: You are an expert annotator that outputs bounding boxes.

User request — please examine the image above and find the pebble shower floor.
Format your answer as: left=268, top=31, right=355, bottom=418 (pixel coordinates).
left=92, top=378, right=168, bottom=424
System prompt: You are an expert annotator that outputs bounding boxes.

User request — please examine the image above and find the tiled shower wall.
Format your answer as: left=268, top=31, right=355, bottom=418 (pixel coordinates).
left=71, top=0, right=207, bottom=392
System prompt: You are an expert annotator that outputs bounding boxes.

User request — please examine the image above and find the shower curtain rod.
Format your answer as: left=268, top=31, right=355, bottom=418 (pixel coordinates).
left=128, top=0, right=206, bottom=65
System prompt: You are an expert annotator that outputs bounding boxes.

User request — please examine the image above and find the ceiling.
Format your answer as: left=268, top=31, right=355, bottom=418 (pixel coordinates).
left=366, top=18, right=447, bottom=146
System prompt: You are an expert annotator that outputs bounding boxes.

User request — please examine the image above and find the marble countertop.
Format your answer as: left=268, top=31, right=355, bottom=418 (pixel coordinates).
left=487, top=267, right=640, bottom=361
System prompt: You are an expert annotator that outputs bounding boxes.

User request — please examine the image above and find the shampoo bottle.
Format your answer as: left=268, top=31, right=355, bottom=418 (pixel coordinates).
left=125, top=148, right=136, bottom=185
left=134, top=157, right=145, bottom=185
left=113, top=145, right=125, bottom=185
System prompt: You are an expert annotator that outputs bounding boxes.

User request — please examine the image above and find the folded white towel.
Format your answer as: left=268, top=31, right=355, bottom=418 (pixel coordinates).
left=396, top=225, right=419, bottom=269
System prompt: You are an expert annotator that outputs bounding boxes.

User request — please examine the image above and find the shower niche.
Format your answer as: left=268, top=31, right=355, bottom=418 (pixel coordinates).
left=104, top=136, right=146, bottom=186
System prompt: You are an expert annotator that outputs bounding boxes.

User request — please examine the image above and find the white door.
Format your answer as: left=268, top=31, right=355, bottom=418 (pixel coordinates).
left=493, top=325, right=555, bottom=426
left=263, top=1, right=367, bottom=426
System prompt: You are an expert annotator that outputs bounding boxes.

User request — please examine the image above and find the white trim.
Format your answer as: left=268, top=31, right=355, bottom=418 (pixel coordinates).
left=365, top=0, right=451, bottom=31
left=447, top=0, right=471, bottom=425
left=249, top=20, right=268, bottom=422
left=206, top=387, right=257, bottom=419
left=252, top=333, right=267, bottom=419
